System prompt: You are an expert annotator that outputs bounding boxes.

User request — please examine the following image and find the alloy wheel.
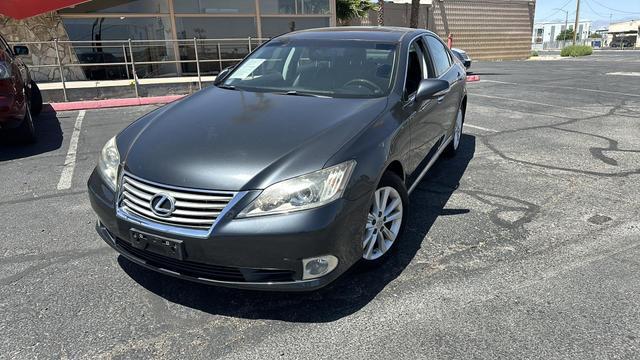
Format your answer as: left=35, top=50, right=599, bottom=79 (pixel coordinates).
left=453, top=108, right=463, bottom=150
left=362, top=186, right=403, bottom=260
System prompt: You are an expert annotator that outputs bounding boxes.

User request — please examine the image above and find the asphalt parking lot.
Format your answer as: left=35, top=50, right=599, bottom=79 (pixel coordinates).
left=1, top=50, right=639, bottom=359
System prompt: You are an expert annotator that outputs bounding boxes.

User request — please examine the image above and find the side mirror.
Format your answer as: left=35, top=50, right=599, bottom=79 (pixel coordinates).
left=13, top=45, right=29, bottom=56
left=213, top=66, right=234, bottom=85
left=415, top=79, right=450, bottom=102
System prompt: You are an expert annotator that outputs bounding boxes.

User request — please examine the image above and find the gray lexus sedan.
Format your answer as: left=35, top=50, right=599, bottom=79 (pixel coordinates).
left=88, top=27, right=467, bottom=291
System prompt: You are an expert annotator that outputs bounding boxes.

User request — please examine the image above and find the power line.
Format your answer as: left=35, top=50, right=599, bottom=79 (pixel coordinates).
left=590, top=0, right=640, bottom=15
left=583, top=0, right=608, bottom=18
left=539, top=0, right=573, bottom=21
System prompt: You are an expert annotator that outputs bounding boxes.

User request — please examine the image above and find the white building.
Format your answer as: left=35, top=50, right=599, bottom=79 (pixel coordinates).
left=609, top=19, right=639, bottom=47
left=532, top=20, right=591, bottom=49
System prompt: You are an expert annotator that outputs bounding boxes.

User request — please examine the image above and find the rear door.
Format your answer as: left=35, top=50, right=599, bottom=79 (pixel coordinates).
left=403, top=37, right=445, bottom=186
left=424, top=35, right=464, bottom=140
left=0, top=35, right=27, bottom=114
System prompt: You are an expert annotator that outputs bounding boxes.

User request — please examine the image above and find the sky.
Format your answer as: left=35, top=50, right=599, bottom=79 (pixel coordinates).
left=534, top=0, right=640, bottom=28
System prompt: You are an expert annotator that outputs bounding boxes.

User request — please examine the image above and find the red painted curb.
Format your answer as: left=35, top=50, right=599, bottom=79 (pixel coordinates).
left=45, top=95, right=186, bottom=112
left=466, top=75, right=480, bottom=82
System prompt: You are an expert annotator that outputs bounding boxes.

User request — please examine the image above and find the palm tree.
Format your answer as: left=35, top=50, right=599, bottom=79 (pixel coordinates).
left=336, top=0, right=378, bottom=25
left=409, top=0, right=420, bottom=28
left=378, top=0, right=384, bottom=26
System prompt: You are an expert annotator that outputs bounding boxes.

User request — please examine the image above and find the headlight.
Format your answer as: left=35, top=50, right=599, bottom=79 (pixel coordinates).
left=0, top=62, right=11, bottom=79
left=238, top=160, right=356, bottom=218
left=98, top=136, right=120, bottom=191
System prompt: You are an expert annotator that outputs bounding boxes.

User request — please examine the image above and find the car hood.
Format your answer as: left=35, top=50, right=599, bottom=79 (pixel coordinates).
left=120, top=87, right=387, bottom=191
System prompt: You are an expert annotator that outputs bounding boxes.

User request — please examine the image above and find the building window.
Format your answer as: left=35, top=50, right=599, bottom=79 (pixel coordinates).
left=175, top=17, right=258, bottom=75
left=261, top=17, right=330, bottom=37
left=60, top=0, right=168, bottom=13
left=62, top=16, right=175, bottom=79
left=173, top=0, right=256, bottom=14
left=175, top=17, right=258, bottom=39
left=578, top=24, right=584, bottom=40
left=260, top=0, right=330, bottom=15
left=535, top=28, right=543, bottom=43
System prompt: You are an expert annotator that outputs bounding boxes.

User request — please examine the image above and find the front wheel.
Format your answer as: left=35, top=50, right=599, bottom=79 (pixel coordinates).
left=361, top=172, right=408, bottom=264
left=30, top=80, right=43, bottom=116
left=13, top=107, right=36, bottom=144
left=444, top=107, right=464, bottom=157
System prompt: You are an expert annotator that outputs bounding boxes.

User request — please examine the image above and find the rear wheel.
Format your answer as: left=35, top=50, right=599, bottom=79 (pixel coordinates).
left=361, top=172, right=408, bottom=264
left=30, top=80, right=43, bottom=116
left=13, top=106, right=36, bottom=144
left=444, top=106, right=464, bottom=157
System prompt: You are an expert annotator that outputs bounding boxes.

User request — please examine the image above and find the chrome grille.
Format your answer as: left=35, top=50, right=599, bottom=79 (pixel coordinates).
left=119, top=174, right=235, bottom=229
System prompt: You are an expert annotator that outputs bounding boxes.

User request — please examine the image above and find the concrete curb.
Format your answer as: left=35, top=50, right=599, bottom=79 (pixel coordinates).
left=466, top=75, right=480, bottom=82
left=45, top=95, right=186, bottom=112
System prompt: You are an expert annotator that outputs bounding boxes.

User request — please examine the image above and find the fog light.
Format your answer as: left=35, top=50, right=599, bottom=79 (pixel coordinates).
left=302, top=255, right=338, bottom=280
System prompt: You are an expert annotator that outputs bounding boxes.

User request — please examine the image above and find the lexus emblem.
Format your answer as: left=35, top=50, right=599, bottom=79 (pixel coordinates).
left=150, top=193, right=176, bottom=217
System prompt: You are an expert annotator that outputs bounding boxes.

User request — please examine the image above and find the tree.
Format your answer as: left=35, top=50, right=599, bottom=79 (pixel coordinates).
left=378, top=0, right=384, bottom=25
left=409, top=0, right=420, bottom=28
left=336, top=0, right=378, bottom=25
left=589, top=33, right=602, bottom=39
left=556, top=29, right=575, bottom=41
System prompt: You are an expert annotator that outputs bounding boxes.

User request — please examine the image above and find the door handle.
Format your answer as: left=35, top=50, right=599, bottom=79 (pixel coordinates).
left=434, top=88, right=449, bottom=104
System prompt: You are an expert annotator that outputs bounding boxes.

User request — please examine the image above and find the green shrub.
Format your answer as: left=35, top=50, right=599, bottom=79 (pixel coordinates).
left=560, top=45, right=593, bottom=57
left=531, top=50, right=539, bottom=57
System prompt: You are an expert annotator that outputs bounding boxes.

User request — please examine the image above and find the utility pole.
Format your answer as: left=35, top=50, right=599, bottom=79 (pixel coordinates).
left=573, top=0, right=581, bottom=45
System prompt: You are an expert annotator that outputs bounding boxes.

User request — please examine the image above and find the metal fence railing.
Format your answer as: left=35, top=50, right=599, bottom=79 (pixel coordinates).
left=9, top=37, right=269, bottom=102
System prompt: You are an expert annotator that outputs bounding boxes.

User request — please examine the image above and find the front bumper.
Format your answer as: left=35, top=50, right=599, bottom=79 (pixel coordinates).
left=88, top=169, right=369, bottom=291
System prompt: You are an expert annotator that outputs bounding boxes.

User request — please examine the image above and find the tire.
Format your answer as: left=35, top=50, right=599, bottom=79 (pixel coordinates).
left=13, top=106, right=36, bottom=144
left=444, top=106, right=464, bottom=157
left=30, top=80, right=43, bottom=116
left=360, top=171, right=409, bottom=265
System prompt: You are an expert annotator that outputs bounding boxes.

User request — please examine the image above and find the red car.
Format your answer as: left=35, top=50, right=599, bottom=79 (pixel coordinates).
left=0, top=33, right=43, bottom=143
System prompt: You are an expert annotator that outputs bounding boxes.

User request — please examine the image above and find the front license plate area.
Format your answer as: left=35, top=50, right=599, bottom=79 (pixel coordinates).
left=129, top=229, right=184, bottom=260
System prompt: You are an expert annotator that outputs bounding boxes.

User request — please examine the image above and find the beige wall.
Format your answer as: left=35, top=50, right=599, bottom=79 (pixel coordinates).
left=431, top=0, right=535, bottom=60
left=348, top=0, right=535, bottom=60
left=609, top=20, right=640, bottom=33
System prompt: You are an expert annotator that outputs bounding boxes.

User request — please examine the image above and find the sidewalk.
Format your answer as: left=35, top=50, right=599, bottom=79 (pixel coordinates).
left=39, top=75, right=217, bottom=90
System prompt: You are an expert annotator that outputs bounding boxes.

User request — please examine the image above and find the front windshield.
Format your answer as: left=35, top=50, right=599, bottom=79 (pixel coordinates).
left=221, top=39, right=397, bottom=98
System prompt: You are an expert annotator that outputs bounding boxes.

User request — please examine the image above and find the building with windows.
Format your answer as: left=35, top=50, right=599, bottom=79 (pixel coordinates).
left=608, top=19, right=639, bottom=48
left=0, top=0, right=336, bottom=81
left=531, top=20, right=591, bottom=50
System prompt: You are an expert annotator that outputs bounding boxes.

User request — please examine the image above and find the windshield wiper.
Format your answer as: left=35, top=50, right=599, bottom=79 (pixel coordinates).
left=278, top=90, right=330, bottom=98
left=217, top=84, right=236, bottom=90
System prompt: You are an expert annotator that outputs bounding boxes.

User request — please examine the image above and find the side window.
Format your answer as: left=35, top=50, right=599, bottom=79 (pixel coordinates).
left=425, top=36, right=451, bottom=77
left=404, top=41, right=426, bottom=97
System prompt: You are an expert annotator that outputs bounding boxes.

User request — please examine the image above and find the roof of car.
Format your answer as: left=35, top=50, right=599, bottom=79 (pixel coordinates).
left=276, top=26, right=427, bottom=43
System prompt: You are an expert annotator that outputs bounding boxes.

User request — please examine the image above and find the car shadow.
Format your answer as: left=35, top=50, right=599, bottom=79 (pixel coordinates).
left=119, top=134, right=476, bottom=323
left=0, top=109, right=63, bottom=161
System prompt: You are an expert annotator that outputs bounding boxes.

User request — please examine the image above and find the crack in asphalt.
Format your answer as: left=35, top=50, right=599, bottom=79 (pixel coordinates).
left=468, top=98, right=640, bottom=178
left=0, top=189, right=87, bottom=207
left=0, top=247, right=112, bottom=286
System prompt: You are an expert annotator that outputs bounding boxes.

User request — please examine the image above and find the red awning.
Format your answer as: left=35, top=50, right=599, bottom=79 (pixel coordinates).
left=0, top=0, right=89, bottom=19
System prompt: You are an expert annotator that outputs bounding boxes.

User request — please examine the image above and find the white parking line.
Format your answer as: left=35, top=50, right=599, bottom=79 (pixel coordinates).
left=478, top=79, right=517, bottom=85
left=478, top=79, right=640, bottom=98
left=607, top=72, right=640, bottom=77
left=57, top=110, right=86, bottom=190
left=465, top=123, right=499, bottom=133
left=472, top=94, right=602, bottom=115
